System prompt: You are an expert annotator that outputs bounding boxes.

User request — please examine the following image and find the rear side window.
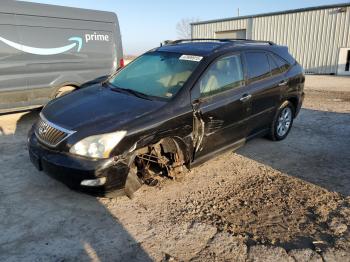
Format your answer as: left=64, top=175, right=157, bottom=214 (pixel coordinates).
left=272, top=54, right=290, bottom=73
left=245, top=52, right=271, bottom=82
left=268, top=54, right=281, bottom=76
left=199, top=54, right=244, bottom=97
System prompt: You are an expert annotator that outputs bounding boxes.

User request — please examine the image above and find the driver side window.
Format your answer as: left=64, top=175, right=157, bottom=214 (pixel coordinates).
left=199, top=54, right=244, bottom=97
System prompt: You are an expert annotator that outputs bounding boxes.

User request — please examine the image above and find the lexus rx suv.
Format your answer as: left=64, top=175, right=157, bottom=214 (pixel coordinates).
left=28, top=39, right=305, bottom=197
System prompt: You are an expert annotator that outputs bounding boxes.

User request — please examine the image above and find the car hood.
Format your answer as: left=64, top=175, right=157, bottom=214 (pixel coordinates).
left=42, top=84, right=166, bottom=131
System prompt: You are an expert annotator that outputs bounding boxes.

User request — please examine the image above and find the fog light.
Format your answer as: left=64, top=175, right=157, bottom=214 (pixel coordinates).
left=80, top=177, right=107, bottom=187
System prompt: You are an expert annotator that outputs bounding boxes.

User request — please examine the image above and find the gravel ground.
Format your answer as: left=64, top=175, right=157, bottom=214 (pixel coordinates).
left=0, top=76, right=349, bottom=261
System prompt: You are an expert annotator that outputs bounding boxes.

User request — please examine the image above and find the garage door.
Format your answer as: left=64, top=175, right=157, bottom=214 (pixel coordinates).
left=215, top=29, right=246, bottom=39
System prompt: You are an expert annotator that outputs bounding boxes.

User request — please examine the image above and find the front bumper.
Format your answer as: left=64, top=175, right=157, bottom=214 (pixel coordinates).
left=28, top=129, right=130, bottom=197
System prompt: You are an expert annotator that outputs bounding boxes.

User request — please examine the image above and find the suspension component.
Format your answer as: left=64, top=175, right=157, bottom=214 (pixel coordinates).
left=134, top=139, right=185, bottom=185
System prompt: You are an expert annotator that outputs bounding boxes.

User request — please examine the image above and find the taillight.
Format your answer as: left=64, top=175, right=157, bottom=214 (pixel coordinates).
left=119, top=58, right=125, bottom=68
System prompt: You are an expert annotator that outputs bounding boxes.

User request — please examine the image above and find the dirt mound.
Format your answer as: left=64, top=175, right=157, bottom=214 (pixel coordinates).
left=167, top=169, right=350, bottom=253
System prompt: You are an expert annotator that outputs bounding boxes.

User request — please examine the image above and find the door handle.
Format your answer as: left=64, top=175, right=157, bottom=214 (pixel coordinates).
left=278, top=80, right=288, bottom=87
left=240, top=94, right=252, bottom=102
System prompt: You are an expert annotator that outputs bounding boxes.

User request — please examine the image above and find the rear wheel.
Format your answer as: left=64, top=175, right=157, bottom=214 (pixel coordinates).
left=269, top=101, right=294, bottom=141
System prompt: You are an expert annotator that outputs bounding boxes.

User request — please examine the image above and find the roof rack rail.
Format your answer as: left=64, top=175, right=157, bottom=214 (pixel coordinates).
left=164, top=38, right=275, bottom=46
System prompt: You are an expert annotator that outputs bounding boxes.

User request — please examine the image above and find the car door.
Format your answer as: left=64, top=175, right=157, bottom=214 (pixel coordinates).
left=242, top=51, right=285, bottom=136
left=191, top=53, right=251, bottom=160
left=0, top=13, right=27, bottom=112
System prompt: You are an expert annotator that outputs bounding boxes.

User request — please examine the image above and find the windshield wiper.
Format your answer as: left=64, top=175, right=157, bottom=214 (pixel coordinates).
left=120, top=88, right=153, bottom=100
left=108, top=83, right=153, bottom=101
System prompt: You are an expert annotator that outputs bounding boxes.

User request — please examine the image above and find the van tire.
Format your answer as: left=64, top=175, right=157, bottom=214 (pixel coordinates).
left=54, top=86, right=76, bottom=98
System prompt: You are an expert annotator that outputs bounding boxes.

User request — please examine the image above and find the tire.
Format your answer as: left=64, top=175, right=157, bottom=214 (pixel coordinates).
left=54, top=86, right=76, bottom=98
left=269, top=101, right=295, bottom=141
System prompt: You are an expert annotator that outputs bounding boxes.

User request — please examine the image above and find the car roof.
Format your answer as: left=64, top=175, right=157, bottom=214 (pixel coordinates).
left=155, top=39, right=295, bottom=64
left=156, top=39, right=277, bottom=56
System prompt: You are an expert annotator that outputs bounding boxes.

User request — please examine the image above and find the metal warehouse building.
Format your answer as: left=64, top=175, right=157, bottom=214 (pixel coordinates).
left=191, top=3, right=350, bottom=75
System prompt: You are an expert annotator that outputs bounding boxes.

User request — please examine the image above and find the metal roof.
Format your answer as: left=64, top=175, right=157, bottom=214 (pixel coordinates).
left=191, top=2, right=350, bottom=25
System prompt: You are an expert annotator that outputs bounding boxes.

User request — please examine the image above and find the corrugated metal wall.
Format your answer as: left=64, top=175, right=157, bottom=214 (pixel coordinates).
left=192, top=6, right=350, bottom=74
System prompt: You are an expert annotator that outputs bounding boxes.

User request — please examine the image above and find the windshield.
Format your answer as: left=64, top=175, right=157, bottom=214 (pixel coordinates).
left=108, top=51, right=201, bottom=100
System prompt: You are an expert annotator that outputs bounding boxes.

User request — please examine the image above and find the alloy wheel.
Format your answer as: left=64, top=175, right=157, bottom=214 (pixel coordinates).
left=276, top=107, right=292, bottom=137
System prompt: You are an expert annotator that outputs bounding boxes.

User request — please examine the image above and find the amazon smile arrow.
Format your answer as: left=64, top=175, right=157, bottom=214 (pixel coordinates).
left=0, top=36, right=83, bottom=55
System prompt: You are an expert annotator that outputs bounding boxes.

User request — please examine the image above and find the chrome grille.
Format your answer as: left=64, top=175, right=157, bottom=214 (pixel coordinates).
left=35, top=114, right=74, bottom=147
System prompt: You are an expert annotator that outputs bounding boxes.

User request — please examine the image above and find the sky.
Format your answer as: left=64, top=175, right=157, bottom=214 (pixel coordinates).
left=22, top=0, right=346, bottom=55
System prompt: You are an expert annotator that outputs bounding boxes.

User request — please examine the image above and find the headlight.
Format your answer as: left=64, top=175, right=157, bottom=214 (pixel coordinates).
left=70, top=131, right=127, bottom=159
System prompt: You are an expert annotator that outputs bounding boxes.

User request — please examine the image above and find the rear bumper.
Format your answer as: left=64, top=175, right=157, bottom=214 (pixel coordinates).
left=28, top=128, right=130, bottom=197
left=295, top=92, right=305, bottom=117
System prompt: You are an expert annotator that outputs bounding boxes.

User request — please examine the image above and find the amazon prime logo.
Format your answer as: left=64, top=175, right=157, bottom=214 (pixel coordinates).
left=85, top=32, right=110, bottom=43
left=0, top=32, right=110, bottom=56
left=0, top=36, right=83, bottom=56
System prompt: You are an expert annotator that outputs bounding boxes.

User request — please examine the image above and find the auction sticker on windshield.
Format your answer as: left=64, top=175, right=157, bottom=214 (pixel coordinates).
left=179, top=55, right=203, bottom=62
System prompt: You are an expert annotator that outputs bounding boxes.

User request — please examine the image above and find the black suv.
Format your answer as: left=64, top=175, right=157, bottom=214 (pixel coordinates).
left=28, top=39, right=305, bottom=197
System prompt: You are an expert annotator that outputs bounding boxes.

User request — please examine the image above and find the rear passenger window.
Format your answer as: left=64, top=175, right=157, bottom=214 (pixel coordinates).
left=245, top=52, right=271, bottom=82
left=199, top=54, right=244, bottom=97
left=272, top=54, right=290, bottom=73
left=268, top=54, right=281, bottom=76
